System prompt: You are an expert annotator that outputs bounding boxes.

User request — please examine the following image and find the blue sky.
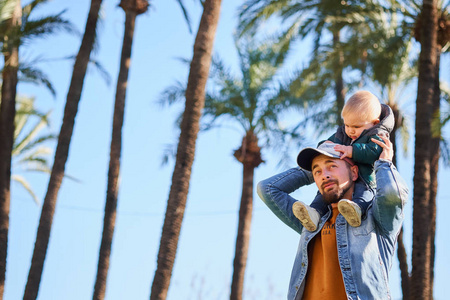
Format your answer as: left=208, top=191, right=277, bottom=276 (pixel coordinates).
left=5, top=0, right=450, bottom=299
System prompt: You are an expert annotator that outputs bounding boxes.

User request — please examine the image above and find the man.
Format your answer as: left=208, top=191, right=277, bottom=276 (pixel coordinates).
left=257, top=136, right=408, bottom=300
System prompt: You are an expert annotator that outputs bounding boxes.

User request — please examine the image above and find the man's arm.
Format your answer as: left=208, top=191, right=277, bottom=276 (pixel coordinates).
left=371, top=137, right=409, bottom=235
left=257, top=167, right=314, bottom=234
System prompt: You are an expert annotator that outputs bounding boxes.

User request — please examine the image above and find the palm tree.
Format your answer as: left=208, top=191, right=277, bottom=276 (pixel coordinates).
left=160, top=37, right=307, bottom=300
left=92, top=1, right=148, bottom=299
left=150, top=0, right=223, bottom=299
left=23, top=0, right=103, bottom=299
left=206, top=42, right=304, bottom=300
left=0, top=0, right=70, bottom=297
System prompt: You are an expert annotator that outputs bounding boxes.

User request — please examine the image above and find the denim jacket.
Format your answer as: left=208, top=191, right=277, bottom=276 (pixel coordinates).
left=257, top=160, right=408, bottom=300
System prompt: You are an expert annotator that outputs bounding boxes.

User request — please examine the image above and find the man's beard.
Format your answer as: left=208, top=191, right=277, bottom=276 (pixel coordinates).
left=321, top=177, right=353, bottom=204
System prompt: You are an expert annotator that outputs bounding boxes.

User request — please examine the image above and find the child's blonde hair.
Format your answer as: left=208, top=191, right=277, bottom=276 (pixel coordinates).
left=341, top=91, right=381, bottom=123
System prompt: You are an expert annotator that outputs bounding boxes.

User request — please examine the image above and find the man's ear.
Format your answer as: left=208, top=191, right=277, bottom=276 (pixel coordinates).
left=351, top=165, right=359, bottom=181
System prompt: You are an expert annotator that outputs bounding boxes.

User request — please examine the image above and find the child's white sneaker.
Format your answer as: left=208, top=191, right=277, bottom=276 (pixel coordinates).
left=292, top=201, right=320, bottom=231
left=338, top=199, right=361, bottom=227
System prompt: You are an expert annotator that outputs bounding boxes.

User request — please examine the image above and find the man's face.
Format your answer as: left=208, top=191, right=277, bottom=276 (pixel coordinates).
left=311, top=154, right=358, bottom=203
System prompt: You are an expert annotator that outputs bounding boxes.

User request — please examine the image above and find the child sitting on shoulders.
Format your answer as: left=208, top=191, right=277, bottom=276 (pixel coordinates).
left=293, top=90, right=394, bottom=231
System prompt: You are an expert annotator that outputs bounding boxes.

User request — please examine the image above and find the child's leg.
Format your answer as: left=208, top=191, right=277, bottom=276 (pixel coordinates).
left=292, top=192, right=327, bottom=232
left=338, top=179, right=374, bottom=227
left=351, top=179, right=375, bottom=216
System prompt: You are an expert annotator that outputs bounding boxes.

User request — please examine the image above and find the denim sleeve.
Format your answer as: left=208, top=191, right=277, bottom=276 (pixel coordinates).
left=372, top=159, right=409, bottom=236
left=257, top=167, right=314, bottom=234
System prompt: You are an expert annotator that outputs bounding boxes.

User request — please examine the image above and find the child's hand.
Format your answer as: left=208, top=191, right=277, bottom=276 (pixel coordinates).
left=334, top=145, right=353, bottom=159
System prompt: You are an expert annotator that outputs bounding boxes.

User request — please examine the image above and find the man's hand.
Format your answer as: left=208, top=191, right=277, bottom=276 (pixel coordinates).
left=334, top=144, right=353, bottom=159
left=371, top=136, right=393, bottom=161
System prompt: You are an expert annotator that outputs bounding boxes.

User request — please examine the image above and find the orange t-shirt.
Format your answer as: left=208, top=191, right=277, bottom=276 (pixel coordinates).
left=302, top=203, right=347, bottom=300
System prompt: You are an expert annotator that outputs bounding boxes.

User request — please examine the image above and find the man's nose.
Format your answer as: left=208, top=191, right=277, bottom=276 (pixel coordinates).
left=321, top=171, right=331, bottom=180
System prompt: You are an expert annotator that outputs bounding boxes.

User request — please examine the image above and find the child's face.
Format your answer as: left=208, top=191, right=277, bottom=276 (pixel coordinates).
left=343, top=117, right=378, bottom=141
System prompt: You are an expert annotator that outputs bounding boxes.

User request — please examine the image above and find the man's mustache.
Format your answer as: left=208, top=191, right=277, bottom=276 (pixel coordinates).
left=321, top=180, right=338, bottom=190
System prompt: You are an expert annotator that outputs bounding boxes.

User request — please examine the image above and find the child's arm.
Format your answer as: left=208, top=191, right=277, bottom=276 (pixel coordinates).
left=334, top=135, right=385, bottom=162
left=352, top=135, right=384, bottom=164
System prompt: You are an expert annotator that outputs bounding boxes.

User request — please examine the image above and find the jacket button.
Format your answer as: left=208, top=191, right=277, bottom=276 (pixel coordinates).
left=301, top=263, right=306, bottom=267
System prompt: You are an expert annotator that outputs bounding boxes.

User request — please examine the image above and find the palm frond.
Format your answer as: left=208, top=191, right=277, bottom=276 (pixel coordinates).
left=87, top=57, right=112, bottom=86
left=10, top=96, right=57, bottom=203
left=237, top=0, right=289, bottom=36
left=441, top=139, right=450, bottom=166
left=21, top=12, right=74, bottom=43
left=11, top=174, right=40, bottom=205
left=13, top=110, right=52, bottom=153
left=175, top=0, right=192, bottom=33
left=0, top=0, right=17, bottom=22
left=14, top=134, right=57, bottom=156
left=160, top=142, right=177, bottom=167
left=158, top=80, right=187, bottom=107
left=34, top=54, right=111, bottom=86
left=17, top=64, right=56, bottom=96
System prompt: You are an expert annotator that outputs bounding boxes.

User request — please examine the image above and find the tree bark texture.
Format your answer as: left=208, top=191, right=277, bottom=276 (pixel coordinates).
left=411, top=1, right=438, bottom=299
left=149, top=1, right=222, bottom=299
left=0, top=1, right=21, bottom=298
left=427, top=45, right=441, bottom=300
left=230, top=131, right=262, bottom=300
left=92, top=0, right=146, bottom=298
left=23, top=0, right=103, bottom=299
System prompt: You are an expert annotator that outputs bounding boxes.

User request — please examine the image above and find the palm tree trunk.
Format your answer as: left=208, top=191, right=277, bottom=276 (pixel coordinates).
left=23, top=1, right=103, bottom=299
left=397, top=228, right=410, bottom=300
left=230, top=131, right=262, bottom=300
left=0, top=1, right=21, bottom=297
left=149, top=1, right=222, bottom=299
left=92, top=1, right=147, bottom=299
left=428, top=44, right=441, bottom=300
left=230, top=163, right=254, bottom=300
left=389, top=104, right=410, bottom=300
left=411, top=1, right=438, bottom=299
